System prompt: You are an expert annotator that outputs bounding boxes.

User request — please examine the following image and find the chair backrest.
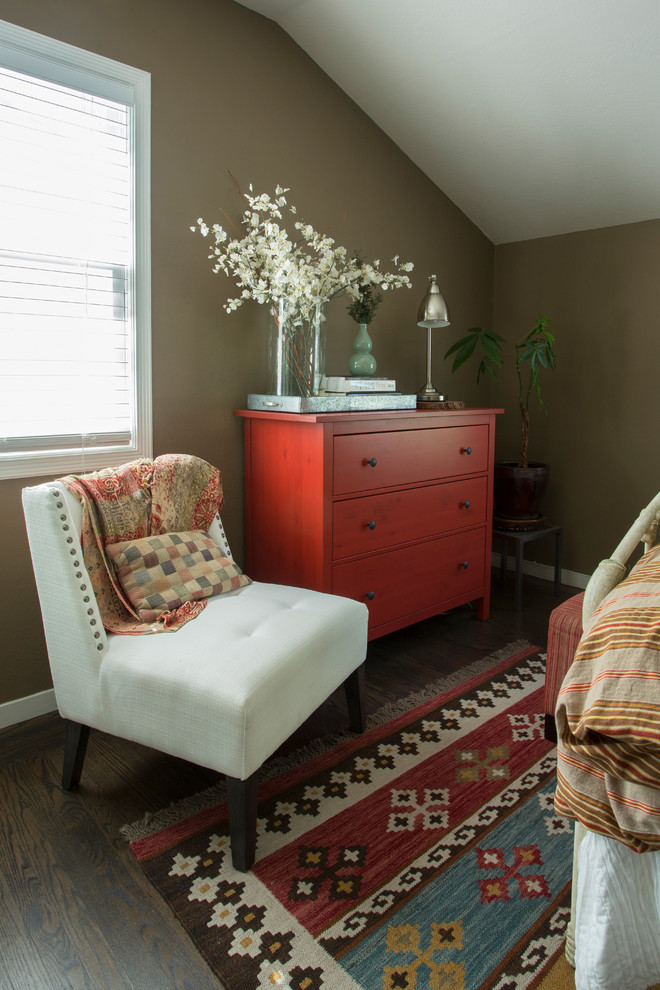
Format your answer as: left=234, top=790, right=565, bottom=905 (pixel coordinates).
left=582, top=491, right=660, bottom=630
left=22, top=478, right=232, bottom=722
left=23, top=481, right=107, bottom=722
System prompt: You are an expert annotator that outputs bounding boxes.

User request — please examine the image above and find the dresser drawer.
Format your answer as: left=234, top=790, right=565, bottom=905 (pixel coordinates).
left=333, top=425, right=488, bottom=494
left=332, top=528, right=486, bottom=628
left=332, top=476, right=488, bottom=560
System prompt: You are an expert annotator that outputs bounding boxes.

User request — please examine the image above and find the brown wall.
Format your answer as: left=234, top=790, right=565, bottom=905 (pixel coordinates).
left=0, top=0, right=494, bottom=706
left=492, top=218, right=660, bottom=576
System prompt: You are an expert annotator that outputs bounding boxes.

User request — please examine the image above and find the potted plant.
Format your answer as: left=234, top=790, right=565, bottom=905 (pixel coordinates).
left=445, top=317, right=556, bottom=527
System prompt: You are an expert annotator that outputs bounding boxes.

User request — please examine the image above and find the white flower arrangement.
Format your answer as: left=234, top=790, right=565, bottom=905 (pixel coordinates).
left=191, top=183, right=414, bottom=325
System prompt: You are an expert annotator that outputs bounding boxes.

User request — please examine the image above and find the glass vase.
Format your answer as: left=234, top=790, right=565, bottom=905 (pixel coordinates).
left=268, top=298, right=326, bottom=397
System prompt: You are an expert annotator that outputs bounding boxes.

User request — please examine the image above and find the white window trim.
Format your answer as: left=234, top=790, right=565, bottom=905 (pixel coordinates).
left=0, top=18, right=152, bottom=480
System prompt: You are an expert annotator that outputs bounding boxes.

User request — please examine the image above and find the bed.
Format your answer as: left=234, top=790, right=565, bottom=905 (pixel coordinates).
left=554, top=492, right=660, bottom=990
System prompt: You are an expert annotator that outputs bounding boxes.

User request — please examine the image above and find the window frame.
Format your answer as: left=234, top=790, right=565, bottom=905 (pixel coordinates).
left=0, top=18, right=152, bottom=480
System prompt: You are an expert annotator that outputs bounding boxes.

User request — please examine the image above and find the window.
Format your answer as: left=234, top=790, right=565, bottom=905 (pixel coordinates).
left=0, top=19, right=151, bottom=479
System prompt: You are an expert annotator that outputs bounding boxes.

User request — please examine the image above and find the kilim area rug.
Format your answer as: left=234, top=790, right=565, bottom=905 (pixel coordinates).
left=124, top=641, right=575, bottom=990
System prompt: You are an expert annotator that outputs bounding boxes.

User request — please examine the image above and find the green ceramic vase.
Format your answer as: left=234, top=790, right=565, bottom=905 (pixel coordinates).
left=348, top=323, right=377, bottom=377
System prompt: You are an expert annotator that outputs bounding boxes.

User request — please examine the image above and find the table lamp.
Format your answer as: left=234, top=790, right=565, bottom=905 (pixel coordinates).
left=416, top=274, right=450, bottom=405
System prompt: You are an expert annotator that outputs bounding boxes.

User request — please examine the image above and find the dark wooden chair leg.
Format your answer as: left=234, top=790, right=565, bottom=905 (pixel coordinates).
left=62, top=720, right=90, bottom=790
left=226, top=770, right=259, bottom=872
left=345, top=663, right=367, bottom=733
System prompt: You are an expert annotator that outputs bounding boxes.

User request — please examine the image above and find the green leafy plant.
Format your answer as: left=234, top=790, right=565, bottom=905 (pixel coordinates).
left=347, top=282, right=383, bottom=324
left=445, top=317, right=555, bottom=469
left=346, top=253, right=384, bottom=325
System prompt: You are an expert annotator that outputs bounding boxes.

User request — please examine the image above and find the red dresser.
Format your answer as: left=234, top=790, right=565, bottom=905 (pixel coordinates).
left=236, top=407, right=501, bottom=640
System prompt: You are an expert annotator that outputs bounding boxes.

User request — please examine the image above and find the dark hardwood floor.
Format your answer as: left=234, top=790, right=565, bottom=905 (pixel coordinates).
left=0, top=570, right=579, bottom=990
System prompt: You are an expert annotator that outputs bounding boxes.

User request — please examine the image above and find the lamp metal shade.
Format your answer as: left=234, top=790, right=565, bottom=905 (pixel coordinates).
left=417, top=274, right=450, bottom=328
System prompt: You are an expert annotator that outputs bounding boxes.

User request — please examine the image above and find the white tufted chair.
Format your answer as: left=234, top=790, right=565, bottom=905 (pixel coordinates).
left=22, top=479, right=368, bottom=872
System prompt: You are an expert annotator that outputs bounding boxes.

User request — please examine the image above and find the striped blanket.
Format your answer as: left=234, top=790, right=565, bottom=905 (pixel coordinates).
left=555, top=543, right=660, bottom=851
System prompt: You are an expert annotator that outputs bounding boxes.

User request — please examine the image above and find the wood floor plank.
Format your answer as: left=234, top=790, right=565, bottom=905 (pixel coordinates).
left=0, top=882, right=66, bottom=990
left=36, top=747, right=224, bottom=990
left=0, top=711, right=66, bottom=763
left=0, top=760, right=110, bottom=989
left=63, top=729, right=218, bottom=825
left=1, top=755, right=223, bottom=990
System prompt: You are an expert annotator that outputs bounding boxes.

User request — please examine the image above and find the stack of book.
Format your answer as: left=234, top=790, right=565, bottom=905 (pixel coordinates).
left=321, top=375, right=398, bottom=395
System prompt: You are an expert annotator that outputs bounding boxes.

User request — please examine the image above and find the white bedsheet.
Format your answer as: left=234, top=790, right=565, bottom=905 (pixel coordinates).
left=576, top=830, right=660, bottom=989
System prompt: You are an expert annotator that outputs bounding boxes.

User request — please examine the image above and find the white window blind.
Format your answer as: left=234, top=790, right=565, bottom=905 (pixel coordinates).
left=0, top=20, right=151, bottom=479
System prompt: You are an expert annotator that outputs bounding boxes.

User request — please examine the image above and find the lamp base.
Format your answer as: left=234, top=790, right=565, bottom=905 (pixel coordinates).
left=416, top=384, right=446, bottom=404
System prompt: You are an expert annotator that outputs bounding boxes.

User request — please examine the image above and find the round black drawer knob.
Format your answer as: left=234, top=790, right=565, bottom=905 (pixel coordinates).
left=367, top=457, right=377, bottom=467
left=462, top=446, right=472, bottom=455
left=461, top=500, right=471, bottom=509
left=366, top=591, right=376, bottom=600
left=461, top=561, right=469, bottom=569
left=367, top=520, right=376, bottom=530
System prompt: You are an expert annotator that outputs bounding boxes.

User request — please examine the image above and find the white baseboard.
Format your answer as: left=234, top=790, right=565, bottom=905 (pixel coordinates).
left=491, top=551, right=589, bottom=591
left=0, top=688, right=57, bottom=731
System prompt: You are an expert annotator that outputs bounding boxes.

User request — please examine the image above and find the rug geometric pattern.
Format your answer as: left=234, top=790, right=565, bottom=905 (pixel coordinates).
left=130, top=644, right=573, bottom=989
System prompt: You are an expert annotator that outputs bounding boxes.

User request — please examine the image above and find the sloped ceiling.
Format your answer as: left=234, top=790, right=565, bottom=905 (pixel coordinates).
left=235, top=0, right=660, bottom=244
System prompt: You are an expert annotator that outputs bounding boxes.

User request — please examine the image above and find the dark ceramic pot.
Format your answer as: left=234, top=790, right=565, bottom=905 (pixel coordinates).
left=493, top=461, right=549, bottom=529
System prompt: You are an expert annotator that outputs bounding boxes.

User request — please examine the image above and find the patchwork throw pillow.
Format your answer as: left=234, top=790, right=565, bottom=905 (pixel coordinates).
left=106, top=531, right=251, bottom=623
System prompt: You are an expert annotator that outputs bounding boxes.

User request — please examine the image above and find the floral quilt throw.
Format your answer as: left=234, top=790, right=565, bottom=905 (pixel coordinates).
left=62, top=453, right=223, bottom=634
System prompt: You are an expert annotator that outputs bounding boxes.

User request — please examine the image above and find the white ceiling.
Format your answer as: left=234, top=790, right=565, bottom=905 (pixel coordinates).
left=235, top=0, right=660, bottom=244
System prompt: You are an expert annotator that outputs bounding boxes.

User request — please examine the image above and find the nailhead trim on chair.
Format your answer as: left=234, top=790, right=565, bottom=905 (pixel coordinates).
left=52, top=487, right=105, bottom=652
left=213, top=512, right=232, bottom=557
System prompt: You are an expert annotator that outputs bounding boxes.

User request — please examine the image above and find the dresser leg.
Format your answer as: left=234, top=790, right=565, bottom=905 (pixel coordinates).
left=477, top=594, right=490, bottom=621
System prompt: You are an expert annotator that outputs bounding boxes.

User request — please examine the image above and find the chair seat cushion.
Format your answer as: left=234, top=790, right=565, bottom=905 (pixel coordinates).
left=97, top=581, right=368, bottom=779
